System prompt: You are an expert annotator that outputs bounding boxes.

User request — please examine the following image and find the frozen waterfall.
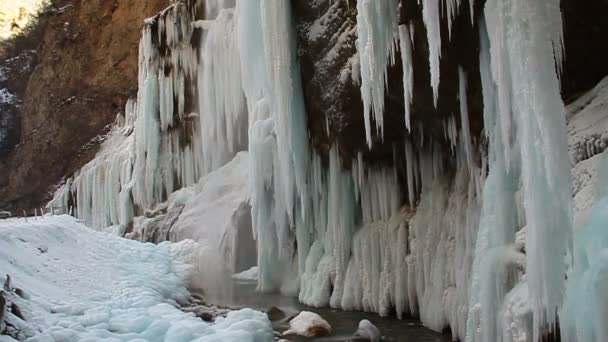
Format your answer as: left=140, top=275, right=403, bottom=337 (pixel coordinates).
left=45, top=0, right=608, bottom=341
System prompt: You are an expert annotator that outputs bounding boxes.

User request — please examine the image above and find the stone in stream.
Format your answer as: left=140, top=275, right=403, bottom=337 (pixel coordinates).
left=266, top=306, right=286, bottom=322
left=182, top=305, right=215, bottom=322
left=283, top=311, right=331, bottom=338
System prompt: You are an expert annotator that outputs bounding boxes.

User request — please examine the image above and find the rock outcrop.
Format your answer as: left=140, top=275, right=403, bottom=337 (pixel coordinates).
left=0, top=0, right=168, bottom=211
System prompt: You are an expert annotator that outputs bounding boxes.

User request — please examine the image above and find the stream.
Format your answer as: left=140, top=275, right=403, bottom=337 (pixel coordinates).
left=214, top=279, right=452, bottom=342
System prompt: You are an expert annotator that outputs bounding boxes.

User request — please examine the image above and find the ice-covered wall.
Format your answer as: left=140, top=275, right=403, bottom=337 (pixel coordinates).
left=48, top=0, right=247, bottom=229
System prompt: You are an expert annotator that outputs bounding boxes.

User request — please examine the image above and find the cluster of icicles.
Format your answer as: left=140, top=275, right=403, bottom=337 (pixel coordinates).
left=48, top=0, right=605, bottom=341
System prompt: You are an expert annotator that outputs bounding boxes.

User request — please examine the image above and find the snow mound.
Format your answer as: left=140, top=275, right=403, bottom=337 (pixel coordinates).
left=232, top=266, right=259, bottom=281
left=0, top=215, right=272, bottom=341
left=284, top=311, right=331, bottom=338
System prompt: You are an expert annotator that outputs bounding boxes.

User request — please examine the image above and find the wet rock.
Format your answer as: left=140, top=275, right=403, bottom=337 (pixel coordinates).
left=10, top=302, right=24, bottom=321
left=0, top=0, right=169, bottom=211
left=183, top=305, right=215, bottom=322
left=284, top=311, right=331, bottom=338
left=4, top=274, right=11, bottom=291
left=14, top=288, right=26, bottom=299
left=266, top=306, right=286, bottom=322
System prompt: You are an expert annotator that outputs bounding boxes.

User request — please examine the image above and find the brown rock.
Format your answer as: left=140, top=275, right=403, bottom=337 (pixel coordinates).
left=0, top=0, right=169, bottom=211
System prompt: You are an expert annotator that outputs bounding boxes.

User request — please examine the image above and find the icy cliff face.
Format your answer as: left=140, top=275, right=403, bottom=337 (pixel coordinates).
left=40, top=0, right=608, bottom=341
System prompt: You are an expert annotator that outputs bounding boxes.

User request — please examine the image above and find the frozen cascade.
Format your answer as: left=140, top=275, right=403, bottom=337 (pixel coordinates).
left=467, top=1, right=572, bottom=340
left=43, top=1, right=603, bottom=341
left=48, top=1, right=247, bottom=229
left=355, top=0, right=400, bottom=147
left=198, top=7, right=247, bottom=176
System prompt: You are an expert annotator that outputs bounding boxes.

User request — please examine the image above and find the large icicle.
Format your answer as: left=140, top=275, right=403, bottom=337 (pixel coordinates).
left=355, top=0, right=400, bottom=147
left=399, top=24, right=414, bottom=132
left=422, top=0, right=441, bottom=106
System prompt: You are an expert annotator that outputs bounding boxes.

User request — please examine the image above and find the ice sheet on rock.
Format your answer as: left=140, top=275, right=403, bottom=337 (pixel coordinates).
left=0, top=216, right=273, bottom=341
left=170, top=152, right=256, bottom=294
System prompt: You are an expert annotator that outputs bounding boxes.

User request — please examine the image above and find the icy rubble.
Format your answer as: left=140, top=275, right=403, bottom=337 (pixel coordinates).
left=0, top=216, right=273, bottom=341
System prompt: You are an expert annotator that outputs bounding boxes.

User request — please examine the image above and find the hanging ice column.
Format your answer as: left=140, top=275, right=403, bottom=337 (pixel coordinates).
left=356, top=0, right=400, bottom=147
left=237, top=0, right=311, bottom=292
left=197, top=7, right=248, bottom=176
left=468, top=1, right=572, bottom=340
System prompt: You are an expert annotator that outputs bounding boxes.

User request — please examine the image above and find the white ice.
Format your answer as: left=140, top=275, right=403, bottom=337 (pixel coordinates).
left=0, top=215, right=273, bottom=341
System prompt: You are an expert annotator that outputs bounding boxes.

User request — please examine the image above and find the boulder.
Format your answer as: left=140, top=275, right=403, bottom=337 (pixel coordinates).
left=283, top=311, right=331, bottom=338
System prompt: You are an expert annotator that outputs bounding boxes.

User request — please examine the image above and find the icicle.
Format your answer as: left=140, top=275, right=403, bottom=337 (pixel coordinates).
left=458, top=66, right=474, bottom=176
left=404, top=138, right=416, bottom=206
left=355, top=0, right=400, bottom=147
left=399, top=24, right=414, bottom=132
left=422, top=0, right=441, bottom=106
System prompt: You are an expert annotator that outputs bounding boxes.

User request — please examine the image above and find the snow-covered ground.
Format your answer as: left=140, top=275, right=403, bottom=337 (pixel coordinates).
left=0, top=215, right=273, bottom=341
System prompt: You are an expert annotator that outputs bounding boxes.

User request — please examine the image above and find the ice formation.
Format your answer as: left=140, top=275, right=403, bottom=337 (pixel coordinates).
left=398, top=24, right=414, bottom=132
left=44, top=1, right=608, bottom=341
left=48, top=1, right=247, bottom=229
left=467, top=1, right=572, bottom=340
left=355, top=0, right=400, bottom=146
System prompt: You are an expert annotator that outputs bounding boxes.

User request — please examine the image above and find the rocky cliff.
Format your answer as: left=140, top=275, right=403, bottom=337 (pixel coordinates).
left=0, top=0, right=168, bottom=211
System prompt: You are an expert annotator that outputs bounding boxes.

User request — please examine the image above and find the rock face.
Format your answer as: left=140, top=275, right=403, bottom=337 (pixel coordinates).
left=0, top=0, right=168, bottom=211
left=294, top=0, right=608, bottom=166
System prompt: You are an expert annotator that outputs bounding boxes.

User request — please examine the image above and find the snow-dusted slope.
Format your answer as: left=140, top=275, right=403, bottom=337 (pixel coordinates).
left=0, top=215, right=272, bottom=341
left=567, top=76, right=608, bottom=227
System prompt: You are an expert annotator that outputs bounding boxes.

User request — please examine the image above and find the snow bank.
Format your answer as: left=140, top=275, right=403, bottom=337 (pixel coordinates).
left=0, top=215, right=272, bottom=341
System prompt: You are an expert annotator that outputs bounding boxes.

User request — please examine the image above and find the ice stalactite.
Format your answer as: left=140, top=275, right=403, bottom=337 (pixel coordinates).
left=458, top=67, right=474, bottom=177
left=467, top=0, right=572, bottom=339
left=355, top=0, right=400, bottom=147
left=133, top=3, right=201, bottom=210
left=422, top=0, right=441, bottom=106
left=398, top=24, right=414, bottom=132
